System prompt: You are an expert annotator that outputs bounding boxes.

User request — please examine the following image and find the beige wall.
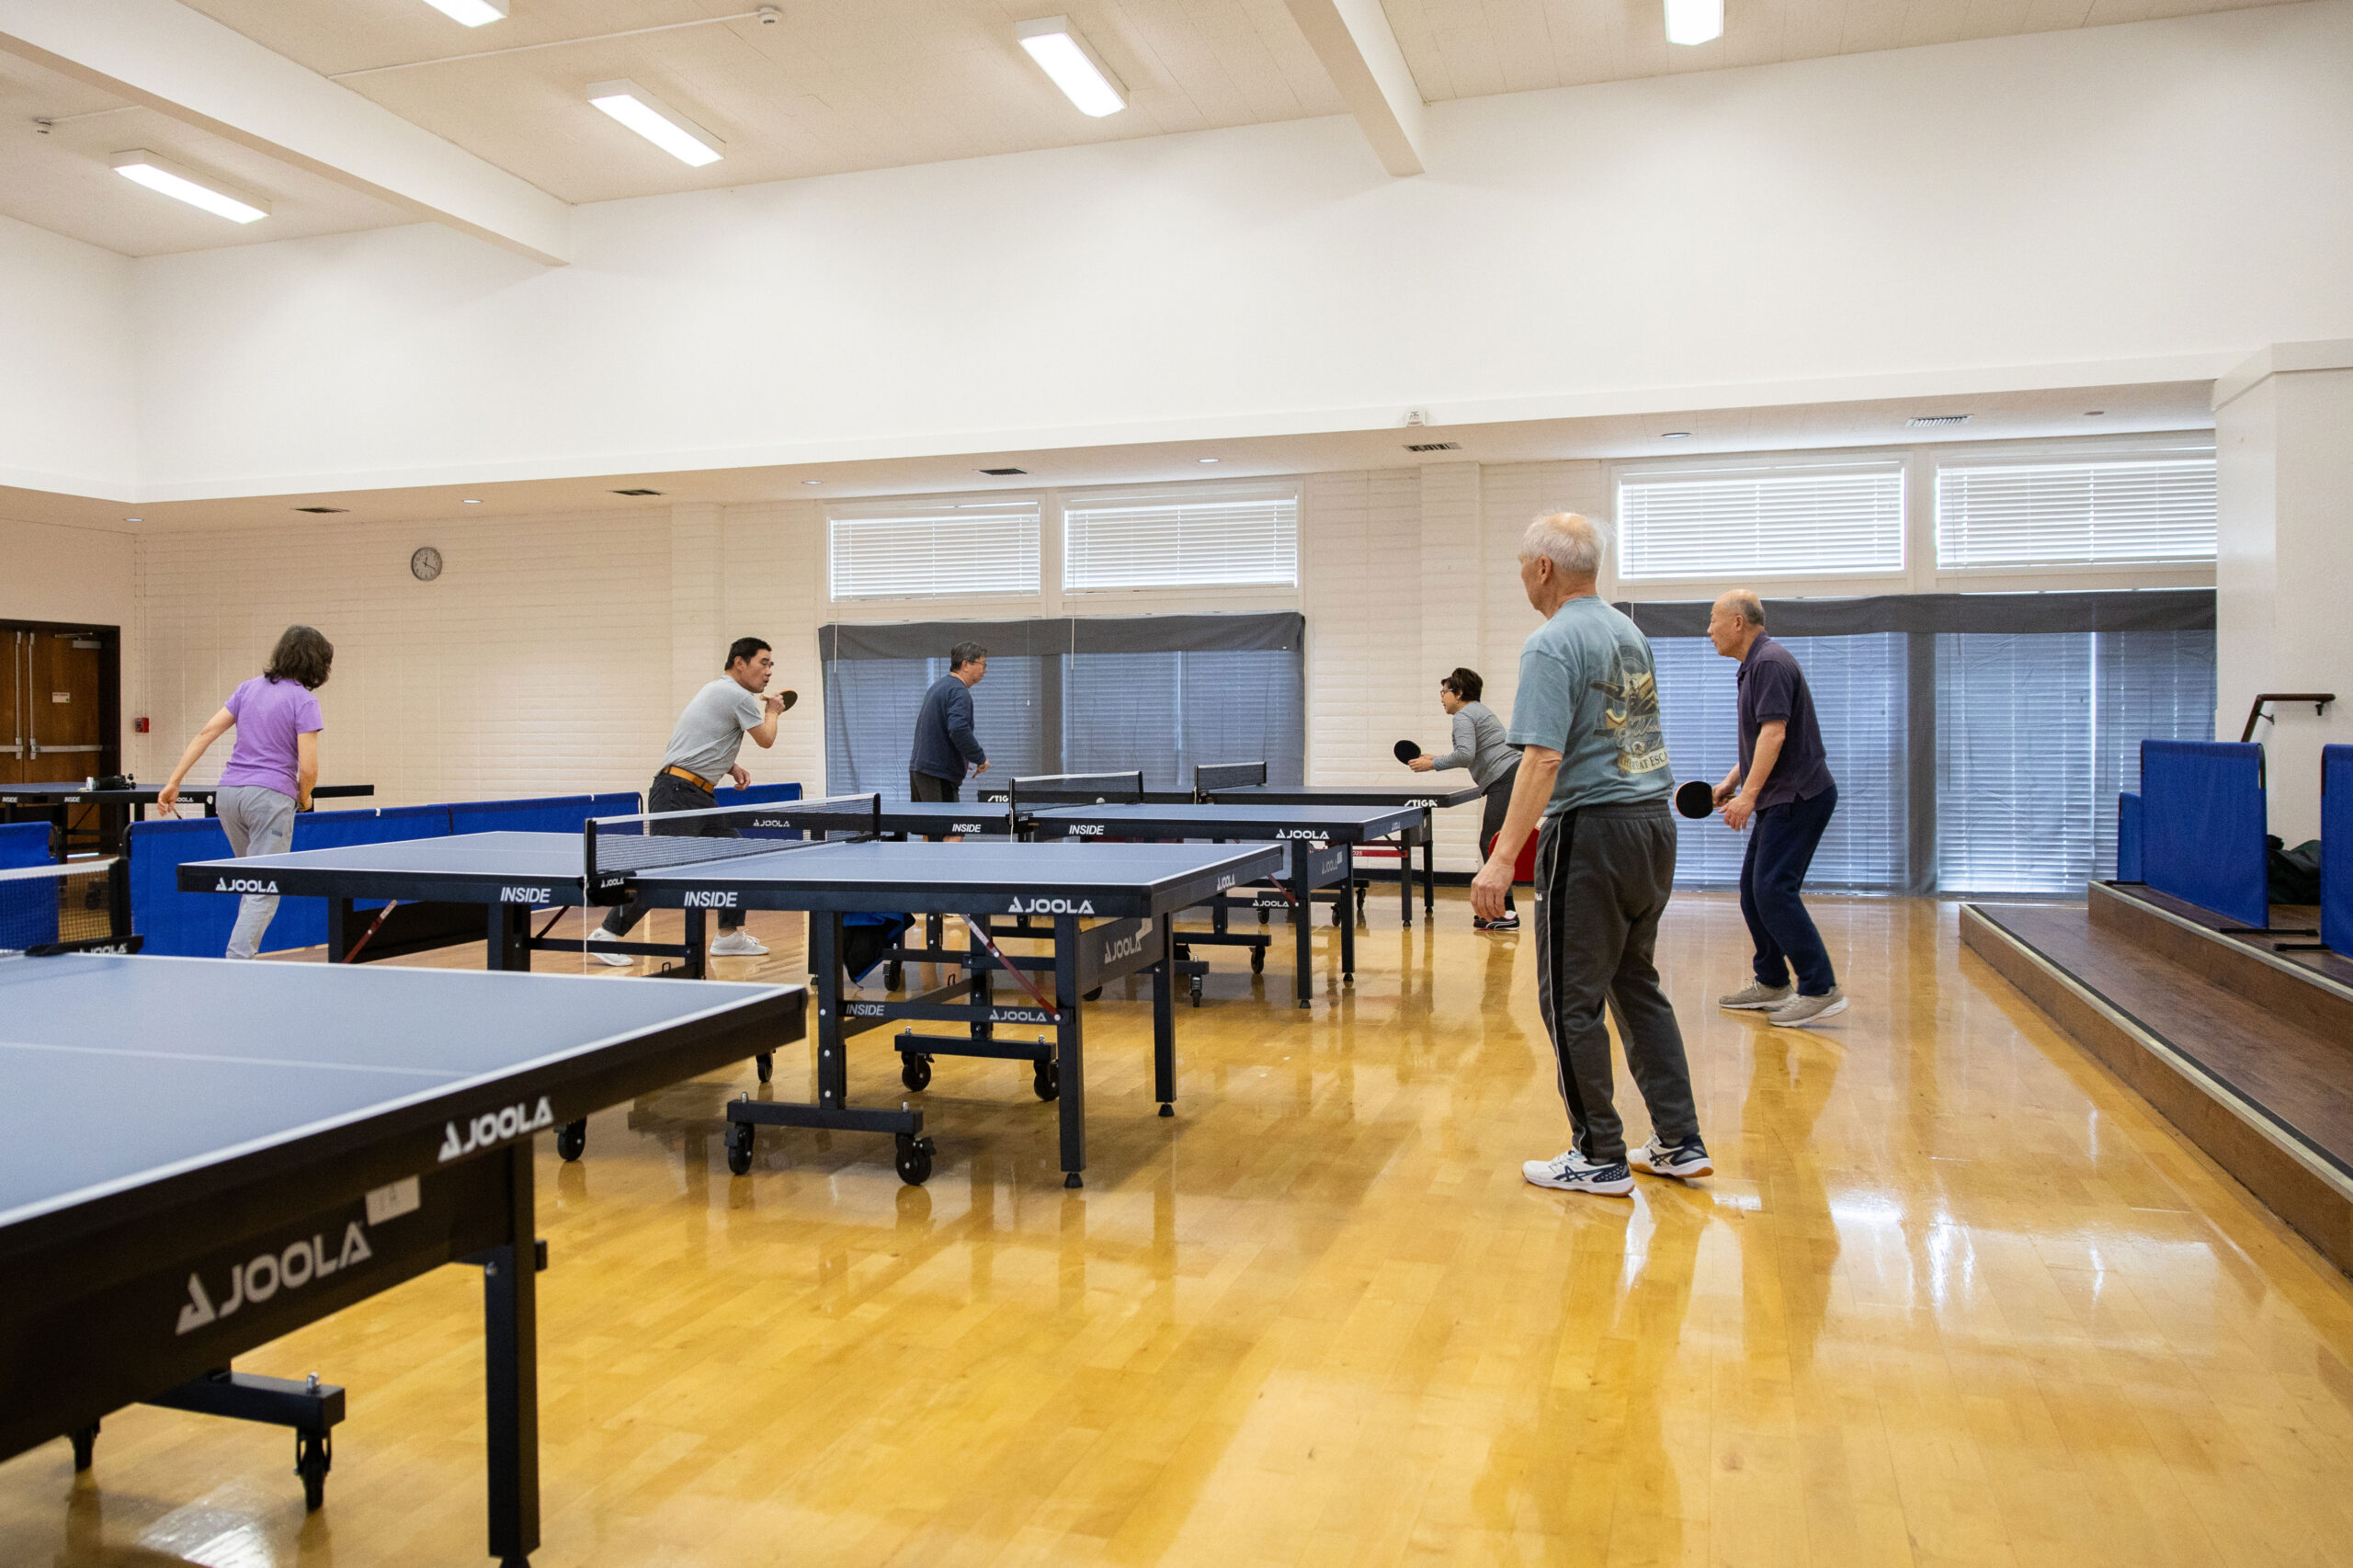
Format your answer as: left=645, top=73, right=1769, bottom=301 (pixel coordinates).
left=0, top=517, right=134, bottom=630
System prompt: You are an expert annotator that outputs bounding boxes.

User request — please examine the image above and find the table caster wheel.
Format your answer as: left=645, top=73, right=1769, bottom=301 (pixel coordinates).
left=555, top=1119, right=586, bottom=1162
left=1085, top=986, right=1102, bottom=1001
left=884, top=960, right=904, bottom=991
left=725, top=1120, right=755, bottom=1176
left=895, top=1134, right=936, bottom=1186
left=1331, top=902, right=1342, bottom=926
left=1033, top=1061, right=1059, bottom=1101
left=295, top=1430, right=331, bottom=1512
left=1250, top=946, right=1266, bottom=974
left=756, top=1052, right=772, bottom=1084
left=901, top=1053, right=933, bottom=1092
left=1063, top=1171, right=1084, bottom=1188
left=1188, top=973, right=1204, bottom=1007
left=1258, top=907, right=1270, bottom=926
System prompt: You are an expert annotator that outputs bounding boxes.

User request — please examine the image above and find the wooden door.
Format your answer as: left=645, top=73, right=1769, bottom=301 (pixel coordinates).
left=3, top=624, right=119, bottom=850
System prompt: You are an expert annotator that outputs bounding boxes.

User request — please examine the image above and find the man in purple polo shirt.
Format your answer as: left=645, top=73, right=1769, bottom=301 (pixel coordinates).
left=1706, top=591, right=1847, bottom=1028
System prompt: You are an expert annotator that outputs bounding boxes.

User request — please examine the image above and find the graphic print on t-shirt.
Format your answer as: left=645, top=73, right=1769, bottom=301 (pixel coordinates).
left=1591, top=648, right=1669, bottom=777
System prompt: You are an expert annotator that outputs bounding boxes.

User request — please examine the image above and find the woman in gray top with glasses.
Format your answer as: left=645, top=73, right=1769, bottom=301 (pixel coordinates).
left=1411, top=666, right=1520, bottom=929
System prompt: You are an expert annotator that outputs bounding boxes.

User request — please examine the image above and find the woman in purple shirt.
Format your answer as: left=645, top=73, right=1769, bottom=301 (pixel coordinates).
left=158, top=625, right=335, bottom=959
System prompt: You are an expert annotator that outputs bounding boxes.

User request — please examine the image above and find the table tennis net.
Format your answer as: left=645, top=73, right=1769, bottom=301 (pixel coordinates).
left=0, top=858, right=131, bottom=956
left=583, top=794, right=882, bottom=878
left=1006, top=771, right=1145, bottom=810
left=1195, top=761, right=1269, bottom=794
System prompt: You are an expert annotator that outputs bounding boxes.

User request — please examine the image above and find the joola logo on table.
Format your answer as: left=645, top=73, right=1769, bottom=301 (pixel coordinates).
left=176, top=1222, right=375, bottom=1335
left=438, top=1096, right=556, bottom=1161
left=498, top=886, right=551, bottom=903
left=1275, top=829, right=1324, bottom=839
left=1006, top=895, right=1094, bottom=915
left=213, top=877, right=278, bottom=894
left=1099, top=930, right=1149, bottom=964
left=683, top=891, right=738, bottom=908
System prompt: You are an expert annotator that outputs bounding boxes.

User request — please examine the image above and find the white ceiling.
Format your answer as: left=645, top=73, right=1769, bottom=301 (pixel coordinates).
left=6, top=378, right=2213, bottom=533
left=0, top=0, right=2305, bottom=256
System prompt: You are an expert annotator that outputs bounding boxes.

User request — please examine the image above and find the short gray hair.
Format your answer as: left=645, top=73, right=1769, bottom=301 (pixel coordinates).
left=1722, top=590, right=1765, bottom=627
left=948, top=641, right=988, bottom=669
left=1518, top=512, right=1606, bottom=579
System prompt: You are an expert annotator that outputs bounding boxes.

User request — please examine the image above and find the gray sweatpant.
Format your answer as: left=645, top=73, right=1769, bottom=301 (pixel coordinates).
left=217, top=784, right=296, bottom=960
left=1532, top=800, right=1700, bottom=1164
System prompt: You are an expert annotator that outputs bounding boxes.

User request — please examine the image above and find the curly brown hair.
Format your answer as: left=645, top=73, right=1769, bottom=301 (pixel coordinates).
left=264, top=625, right=335, bottom=689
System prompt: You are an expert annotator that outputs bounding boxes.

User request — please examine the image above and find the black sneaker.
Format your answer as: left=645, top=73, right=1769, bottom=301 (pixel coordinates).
left=1475, top=912, right=1520, bottom=932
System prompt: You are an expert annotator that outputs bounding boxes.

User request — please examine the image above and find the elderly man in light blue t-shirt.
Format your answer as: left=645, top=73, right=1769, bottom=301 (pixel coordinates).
left=1471, top=513, right=1710, bottom=1198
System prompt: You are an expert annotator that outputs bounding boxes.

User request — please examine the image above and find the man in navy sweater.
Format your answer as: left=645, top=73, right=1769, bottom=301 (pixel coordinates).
left=909, top=642, right=989, bottom=801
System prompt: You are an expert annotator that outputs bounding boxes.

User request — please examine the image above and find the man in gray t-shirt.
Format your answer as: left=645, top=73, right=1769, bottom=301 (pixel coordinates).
left=1471, top=514, right=1708, bottom=1199
left=590, top=636, right=791, bottom=963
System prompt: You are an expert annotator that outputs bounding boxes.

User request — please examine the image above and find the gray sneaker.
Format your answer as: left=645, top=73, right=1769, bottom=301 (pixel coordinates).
left=1769, top=988, right=1849, bottom=1028
left=1719, top=981, right=1793, bottom=1011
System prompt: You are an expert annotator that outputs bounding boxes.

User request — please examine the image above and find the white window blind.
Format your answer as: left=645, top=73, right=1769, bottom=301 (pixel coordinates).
left=828, top=498, right=1040, bottom=601
left=1616, top=462, right=1904, bottom=581
left=1063, top=486, right=1299, bottom=591
left=1935, top=454, right=2217, bottom=569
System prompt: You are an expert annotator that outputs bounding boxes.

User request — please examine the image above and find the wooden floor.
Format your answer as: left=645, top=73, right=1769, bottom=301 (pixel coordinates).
left=11, top=892, right=2353, bottom=1567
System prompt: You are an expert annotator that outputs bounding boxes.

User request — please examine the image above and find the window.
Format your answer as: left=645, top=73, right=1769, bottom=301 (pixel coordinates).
left=1651, top=633, right=1909, bottom=890
left=1935, top=452, right=2217, bottom=569
left=1934, top=631, right=2214, bottom=892
left=828, top=498, right=1040, bottom=601
left=1063, top=485, right=1298, bottom=591
left=824, top=654, right=1048, bottom=799
left=1616, top=461, right=1904, bottom=581
left=1063, top=649, right=1305, bottom=790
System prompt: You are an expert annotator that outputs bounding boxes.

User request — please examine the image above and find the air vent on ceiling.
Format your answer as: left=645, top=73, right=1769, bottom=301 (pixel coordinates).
left=293, top=506, right=348, bottom=514
left=609, top=487, right=664, bottom=496
left=979, top=467, right=1028, bottom=476
left=1906, top=415, right=1971, bottom=428
left=1404, top=441, right=1461, bottom=452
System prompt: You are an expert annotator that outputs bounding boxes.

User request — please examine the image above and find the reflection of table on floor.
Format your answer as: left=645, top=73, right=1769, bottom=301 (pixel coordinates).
left=179, top=829, right=1282, bottom=1188
left=0, top=950, right=800, bottom=1564
left=0, top=782, right=376, bottom=858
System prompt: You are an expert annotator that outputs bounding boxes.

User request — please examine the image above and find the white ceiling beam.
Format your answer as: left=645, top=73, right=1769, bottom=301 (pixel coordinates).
left=1281, top=0, right=1426, bottom=176
left=0, top=0, right=570, bottom=265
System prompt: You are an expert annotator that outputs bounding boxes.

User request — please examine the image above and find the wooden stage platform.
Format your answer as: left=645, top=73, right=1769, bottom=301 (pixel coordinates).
left=1964, top=881, right=2353, bottom=1276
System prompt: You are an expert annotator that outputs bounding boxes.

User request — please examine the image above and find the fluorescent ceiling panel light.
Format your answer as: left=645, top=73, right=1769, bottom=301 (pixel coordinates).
left=421, top=0, right=507, bottom=25
left=586, top=80, right=723, bottom=167
left=1663, top=0, right=1722, bottom=45
left=109, top=150, right=268, bottom=223
left=1017, top=17, right=1125, bottom=117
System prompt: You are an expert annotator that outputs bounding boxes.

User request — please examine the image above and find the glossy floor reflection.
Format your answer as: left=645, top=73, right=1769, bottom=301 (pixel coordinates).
left=10, top=893, right=2353, bottom=1566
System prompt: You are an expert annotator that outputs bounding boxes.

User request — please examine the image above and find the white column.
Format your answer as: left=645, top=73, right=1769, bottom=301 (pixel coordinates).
left=2214, top=340, right=2353, bottom=841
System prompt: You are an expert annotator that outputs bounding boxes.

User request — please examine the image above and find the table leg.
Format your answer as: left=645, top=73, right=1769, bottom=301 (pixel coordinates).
left=1340, top=848, right=1357, bottom=983
left=1152, top=914, right=1175, bottom=1117
left=1054, top=914, right=1086, bottom=1187
left=1291, top=849, right=1312, bottom=1009
left=1422, top=813, right=1437, bottom=915
left=1398, top=830, right=1413, bottom=927
left=482, top=1141, right=540, bottom=1566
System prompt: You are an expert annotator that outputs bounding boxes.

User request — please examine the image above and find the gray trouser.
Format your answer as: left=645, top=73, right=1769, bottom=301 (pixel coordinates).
left=217, top=784, right=297, bottom=960
left=1532, top=801, right=1700, bottom=1163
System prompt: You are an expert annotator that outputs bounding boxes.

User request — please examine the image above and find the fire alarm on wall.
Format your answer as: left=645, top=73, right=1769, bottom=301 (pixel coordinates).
left=134, top=717, right=151, bottom=733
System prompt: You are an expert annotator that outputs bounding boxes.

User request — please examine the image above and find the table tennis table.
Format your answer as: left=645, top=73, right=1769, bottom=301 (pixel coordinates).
left=0, top=944, right=801, bottom=1567
left=1, top=782, right=375, bottom=858
left=742, top=782, right=1416, bottom=1008
left=179, top=811, right=1282, bottom=1187
left=983, top=762, right=1481, bottom=926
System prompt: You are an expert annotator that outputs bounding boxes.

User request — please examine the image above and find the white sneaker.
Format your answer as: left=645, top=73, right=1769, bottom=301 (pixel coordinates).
left=1521, top=1151, right=1634, bottom=1196
left=1768, top=989, right=1848, bottom=1028
left=709, top=927, right=769, bottom=957
left=585, top=927, right=634, bottom=967
left=1630, top=1134, right=1713, bottom=1179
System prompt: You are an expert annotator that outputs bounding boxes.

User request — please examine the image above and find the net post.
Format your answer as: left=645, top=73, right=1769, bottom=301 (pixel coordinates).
left=581, top=817, right=601, bottom=904
left=1125, top=770, right=1143, bottom=803
left=867, top=793, right=881, bottom=841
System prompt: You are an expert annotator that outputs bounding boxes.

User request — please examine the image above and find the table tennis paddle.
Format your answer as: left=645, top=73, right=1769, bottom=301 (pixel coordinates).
left=1675, top=779, right=1717, bottom=819
left=777, top=689, right=799, bottom=712
left=1393, top=739, right=1420, bottom=766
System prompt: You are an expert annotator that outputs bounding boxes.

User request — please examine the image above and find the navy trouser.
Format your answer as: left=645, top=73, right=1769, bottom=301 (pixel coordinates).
left=1738, top=782, right=1837, bottom=996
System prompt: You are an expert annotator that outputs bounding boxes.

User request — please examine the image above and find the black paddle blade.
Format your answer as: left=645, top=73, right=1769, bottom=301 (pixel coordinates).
left=779, top=689, right=800, bottom=712
left=1393, top=739, right=1420, bottom=765
left=1675, top=779, right=1716, bottom=819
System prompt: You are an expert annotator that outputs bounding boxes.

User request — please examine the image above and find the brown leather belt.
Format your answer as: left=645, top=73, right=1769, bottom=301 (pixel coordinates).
left=661, top=764, right=715, bottom=793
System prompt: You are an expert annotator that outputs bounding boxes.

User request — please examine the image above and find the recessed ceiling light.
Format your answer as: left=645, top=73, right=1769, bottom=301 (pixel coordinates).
left=461, top=497, right=482, bottom=505
left=1017, top=17, right=1126, bottom=117
left=1661, top=431, right=1691, bottom=439
left=420, top=0, right=506, bottom=24
left=1198, top=458, right=1220, bottom=464
left=1663, top=0, right=1722, bottom=45
left=1906, top=415, right=1971, bottom=428
left=802, top=480, right=824, bottom=485
left=587, top=80, right=723, bottom=167
left=109, top=150, right=268, bottom=223
left=124, top=517, right=142, bottom=523
left=979, top=467, right=1028, bottom=477
left=2086, top=410, right=2107, bottom=417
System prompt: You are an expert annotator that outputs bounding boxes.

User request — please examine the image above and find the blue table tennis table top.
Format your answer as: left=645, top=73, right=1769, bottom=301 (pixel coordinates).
left=182, top=831, right=1289, bottom=919
left=751, top=797, right=1422, bottom=842
left=0, top=952, right=794, bottom=1244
